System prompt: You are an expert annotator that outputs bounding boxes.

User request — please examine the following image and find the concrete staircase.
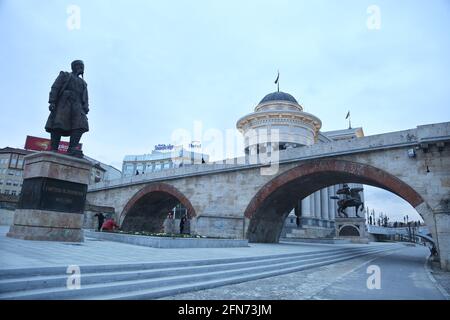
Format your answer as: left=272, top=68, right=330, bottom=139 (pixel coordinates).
left=0, top=245, right=398, bottom=300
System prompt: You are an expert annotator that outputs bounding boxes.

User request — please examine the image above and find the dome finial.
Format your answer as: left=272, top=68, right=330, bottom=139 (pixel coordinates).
left=274, top=70, right=280, bottom=92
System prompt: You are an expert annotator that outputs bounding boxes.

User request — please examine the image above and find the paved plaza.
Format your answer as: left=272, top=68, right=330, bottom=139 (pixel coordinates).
left=161, top=246, right=448, bottom=300
left=0, top=226, right=448, bottom=300
left=0, top=226, right=349, bottom=269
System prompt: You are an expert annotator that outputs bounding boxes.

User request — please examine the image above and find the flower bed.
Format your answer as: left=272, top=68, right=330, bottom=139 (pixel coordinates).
left=106, top=230, right=207, bottom=239
left=84, top=230, right=249, bottom=248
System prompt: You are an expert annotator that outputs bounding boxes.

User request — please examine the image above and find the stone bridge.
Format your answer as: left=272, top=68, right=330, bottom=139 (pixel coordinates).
left=87, top=122, right=450, bottom=270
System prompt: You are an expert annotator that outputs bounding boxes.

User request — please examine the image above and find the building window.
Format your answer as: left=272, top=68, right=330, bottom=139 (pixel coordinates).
left=0, top=180, right=3, bottom=185
left=146, top=164, right=153, bottom=172
left=123, top=164, right=134, bottom=176
left=9, top=154, right=18, bottom=168
left=11, top=191, right=17, bottom=196
left=4, top=190, right=10, bottom=195
left=13, top=181, right=18, bottom=187
left=154, top=163, right=162, bottom=171
left=6, top=180, right=12, bottom=186
left=8, top=170, right=14, bottom=176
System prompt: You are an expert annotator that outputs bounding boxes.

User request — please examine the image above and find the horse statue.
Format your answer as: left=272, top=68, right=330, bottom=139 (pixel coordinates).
left=330, top=184, right=364, bottom=218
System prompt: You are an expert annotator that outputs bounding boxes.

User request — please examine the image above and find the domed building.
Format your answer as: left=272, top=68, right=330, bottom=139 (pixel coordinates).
left=237, top=91, right=322, bottom=153
left=237, top=90, right=365, bottom=240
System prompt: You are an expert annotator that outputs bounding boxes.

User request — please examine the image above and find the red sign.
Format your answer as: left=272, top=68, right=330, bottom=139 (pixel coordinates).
left=24, top=136, right=82, bottom=154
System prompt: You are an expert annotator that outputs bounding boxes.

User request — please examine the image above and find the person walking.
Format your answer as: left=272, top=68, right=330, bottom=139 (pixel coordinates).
left=94, top=212, right=105, bottom=231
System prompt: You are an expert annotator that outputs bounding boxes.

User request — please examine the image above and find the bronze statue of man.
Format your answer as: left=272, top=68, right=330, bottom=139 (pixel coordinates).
left=45, top=60, right=89, bottom=158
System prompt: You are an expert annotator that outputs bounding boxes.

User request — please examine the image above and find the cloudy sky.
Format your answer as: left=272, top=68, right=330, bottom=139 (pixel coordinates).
left=1, top=0, right=449, bottom=221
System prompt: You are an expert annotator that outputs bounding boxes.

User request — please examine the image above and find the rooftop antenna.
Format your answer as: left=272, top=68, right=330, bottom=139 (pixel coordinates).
left=274, top=70, right=280, bottom=92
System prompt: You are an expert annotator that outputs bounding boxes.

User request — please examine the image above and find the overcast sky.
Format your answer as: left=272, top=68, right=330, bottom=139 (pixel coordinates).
left=1, top=0, right=449, bottom=221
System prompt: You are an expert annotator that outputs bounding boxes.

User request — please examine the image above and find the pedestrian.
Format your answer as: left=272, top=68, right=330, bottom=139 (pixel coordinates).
left=164, top=211, right=175, bottom=234
left=101, top=217, right=120, bottom=232
left=180, top=214, right=187, bottom=234
left=430, top=244, right=438, bottom=257
left=94, top=212, right=105, bottom=231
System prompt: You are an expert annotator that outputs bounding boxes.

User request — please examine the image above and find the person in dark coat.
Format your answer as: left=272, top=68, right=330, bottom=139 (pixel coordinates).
left=94, top=213, right=105, bottom=231
left=45, top=60, right=89, bottom=157
left=180, top=214, right=187, bottom=234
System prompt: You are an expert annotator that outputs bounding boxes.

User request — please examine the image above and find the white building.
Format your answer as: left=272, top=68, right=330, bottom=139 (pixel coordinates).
left=237, top=91, right=365, bottom=239
left=122, top=144, right=210, bottom=177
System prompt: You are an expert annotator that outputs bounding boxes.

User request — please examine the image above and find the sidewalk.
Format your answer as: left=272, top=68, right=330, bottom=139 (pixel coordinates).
left=429, top=260, right=450, bottom=299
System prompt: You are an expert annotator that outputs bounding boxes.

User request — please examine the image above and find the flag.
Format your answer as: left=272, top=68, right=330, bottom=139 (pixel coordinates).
left=274, top=71, right=279, bottom=84
left=345, top=111, right=350, bottom=119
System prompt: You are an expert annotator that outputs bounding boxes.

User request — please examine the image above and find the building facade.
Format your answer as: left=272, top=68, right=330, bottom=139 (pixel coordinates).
left=122, top=144, right=210, bottom=177
left=236, top=91, right=365, bottom=239
left=0, top=148, right=33, bottom=196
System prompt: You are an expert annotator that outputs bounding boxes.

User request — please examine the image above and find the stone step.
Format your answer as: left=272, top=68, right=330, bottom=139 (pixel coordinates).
left=97, top=247, right=396, bottom=300
left=0, top=248, right=357, bottom=293
left=0, top=246, right=396, bottom=299
left=0, top=248, right=345, bottom=279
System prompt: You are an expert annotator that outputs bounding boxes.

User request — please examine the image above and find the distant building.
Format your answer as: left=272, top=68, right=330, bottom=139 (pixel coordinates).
left=0, top=147, right=33, bottom=196
left=0, top=146, right=122, bottom=195
left=84, top=155, right=122, bottom=183
left=122, top=144, right=210, bottom=177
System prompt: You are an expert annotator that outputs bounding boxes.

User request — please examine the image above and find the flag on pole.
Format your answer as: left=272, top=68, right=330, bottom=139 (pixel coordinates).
left=274, top=71, right=280, bottom=92
left=345, top=111, right=350, bottom=119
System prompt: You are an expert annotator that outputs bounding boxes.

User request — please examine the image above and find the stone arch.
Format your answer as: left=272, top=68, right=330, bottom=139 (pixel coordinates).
left=245, top=159, right=427, bottom=243
left=119, top=183, right=196, bottom=233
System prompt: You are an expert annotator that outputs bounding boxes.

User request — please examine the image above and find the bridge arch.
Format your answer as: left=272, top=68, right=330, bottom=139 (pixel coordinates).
left=245, top=159, right=429, bottom=243
left=119, top=182, right=196, bottom=233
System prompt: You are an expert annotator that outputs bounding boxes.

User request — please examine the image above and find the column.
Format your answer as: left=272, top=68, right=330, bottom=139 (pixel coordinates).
left=301, top=196, right=311, bottom=217
left=328, top=186, right=335, bottom=220
left=314, top=191, right=321, bottom=220
left=332, top=185, right=339, bottom=219
left=320, top=188, right=329, bottom=220
left=309, top=195, right=315, bottom=218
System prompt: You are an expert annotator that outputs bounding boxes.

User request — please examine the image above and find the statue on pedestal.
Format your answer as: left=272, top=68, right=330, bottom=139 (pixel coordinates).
left=330, top=184, right=364, bottom=218
left=45, top=60, right=89, bottom=158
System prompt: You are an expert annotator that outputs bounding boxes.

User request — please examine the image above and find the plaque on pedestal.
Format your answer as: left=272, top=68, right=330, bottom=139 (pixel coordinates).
left=7, top=152, right=92, bottom=242
left=335, top=217, right=369, bottom=244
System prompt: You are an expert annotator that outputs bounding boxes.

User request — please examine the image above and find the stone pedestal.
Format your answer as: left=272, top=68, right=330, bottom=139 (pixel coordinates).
left=335, top=217, right=369, bottom=244
left=7, top=152, right=92, bottom=242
